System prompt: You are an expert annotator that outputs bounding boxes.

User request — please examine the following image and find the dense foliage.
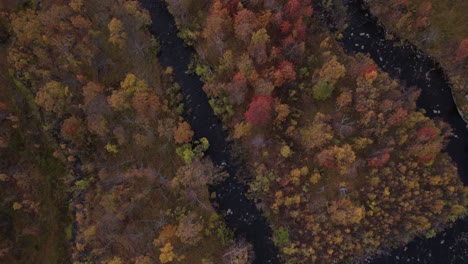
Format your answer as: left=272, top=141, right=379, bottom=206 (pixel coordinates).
left=166, top=0, right=467, bottom=262
left=0, top=0, right=466, bottom=263
left=1, top=0, right=252, bottom=263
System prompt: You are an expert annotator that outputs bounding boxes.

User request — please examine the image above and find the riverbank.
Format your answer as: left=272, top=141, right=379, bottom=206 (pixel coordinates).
left=363, top=0, right=468, bottom=126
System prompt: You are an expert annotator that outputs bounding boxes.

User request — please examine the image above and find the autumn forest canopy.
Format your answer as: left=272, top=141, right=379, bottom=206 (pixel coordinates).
left=0, top=0, right=466, bottom=264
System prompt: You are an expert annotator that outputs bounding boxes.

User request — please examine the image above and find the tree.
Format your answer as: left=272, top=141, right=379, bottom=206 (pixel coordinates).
left=227, top=0, right=240, bottom=15
left=82, top=81, right=104, bottom=105
left=121, top=73, right=150, bottom=92
left=336, top=91, right=352, bottom=109
left=87, top=114, right=109, bottom=137
left=289, top=168, right=302, bottom=185
left=176, top=214, right=203, bottom=245
left=69, top=0, right=84, bottom=12
left=166, top=0, right=196, bottom=26
left=203, top=1, right=232, bottom=57
left=105, top=143, right=118, bottom=153
left=328, top=199, right=365, bottom=226
left=123, top=0, right=152, bottom=28
left=253, top=78, right=274, bottom=96
left=362, top=63, right=377, bottom=76
left=300, top=113, right=333, bottom=149
left=219, top=50, right=236, bottom=75
left=233, top=121, right=252, bottom=139
left=274, top=103, right=290, bottom=125
left=70, top=15, right=92, bottom=31
left=35, top=81, right=71, bottom=115
left=393, top=0, right=410, bottom=8
left=285, top=0, right=301, bottom=19
left=280, top=21, right=292, bottom=34
left=132, top=91, right=160, bottom=121
left=418, top=2, right=432, bottom=17
left=415, top=17, right=428, bottom=30
left=273, top=227, right=290, bottom=247
left=303, top=5, right=313, bottom=17
left=450, top=204, right=466, bottom=219
left=292, top=18, right=307, bottom=41
left=417, top=126, right=439, bottom=141
left=312, top=81, right=334, bottom=100
left=245, top=96, right=273, bottom=126
left=316, top=145, right=355, bottom=174
left=280, top=145, right=292, bottom=158
left=226, top=72, right=247, bottom=105
left=173, top=121, right=194, bottom=144
left=223, top=239, right=253, bottom=264
left=316, top=148, right=336, bottom=168
left=333, top=144, right=356, bottom=175
left=112, top=126, right=127, bottom=145
left=234, top=9, right=259, bottom=43
left=368, top=151, right=390, bottom=167
left=159, top=243, right=176, bottom=263
left=109, top=74, right=152, bottom=112
left=455, top=39, right=468, bottom=62
left=108, top=90, right=131, bottom=111
left=61, top=116, right=83, bottom=142
left=353, top=137, right=373, bottom=150
left=154, top=225, right=177, bottom=246
left=388, top=107, right=408, bottom=126
left=237, top=53, right=255, bottom=75
left=310, top=171, right=321, bottom=184
left=409, top=126, right=442, bottom=163
left=134, top=256, right=152, bottom=264
left=319, top=56, right=346, bottom=84
left=274, top=60, right=296, bottom=87
left=172, top=159, right=215, bottom=189
left=280, top=60, right=296, bottom=81
left=133, top=133, right=153, bottom=148
left=106, top=257, right=123, bottom=264
left=108, top=18, right=127, bottom=49
left=10, top=9, right=42, bottom=46
left=249, top=28, right=270, bottom=64
left=176, top=143, right=196, bottom=164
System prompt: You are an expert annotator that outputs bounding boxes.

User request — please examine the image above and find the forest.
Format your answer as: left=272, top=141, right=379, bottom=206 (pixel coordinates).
left=0, top=0, right=466, bottom=264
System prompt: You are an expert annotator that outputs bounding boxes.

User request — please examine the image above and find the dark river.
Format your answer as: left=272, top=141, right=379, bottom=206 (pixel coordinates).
left=139, top=0, right=467, bottom=263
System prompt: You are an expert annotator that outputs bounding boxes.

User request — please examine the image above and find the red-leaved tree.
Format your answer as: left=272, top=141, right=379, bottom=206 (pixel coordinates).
left=388, top=107, right=408, bottom=126
left=417, top=126, right=439, bottom=141
left=280, top=21, right=292, bottom=34
left=455, top=39, right=468, bottom=62
left=362, top=63, right=377, bottom=76
left=368, top=151, right=390, bottom=167
left=285, top=0, right=301, bottom=18
left=245, top=95, right=273, bottom=126
left=62, top=116, right=82, bottom=138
